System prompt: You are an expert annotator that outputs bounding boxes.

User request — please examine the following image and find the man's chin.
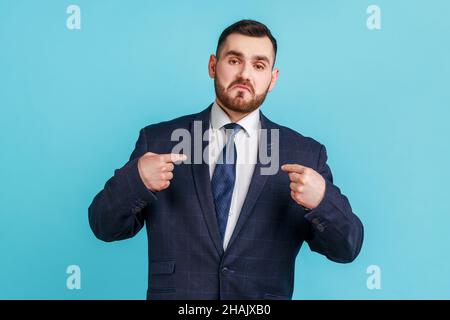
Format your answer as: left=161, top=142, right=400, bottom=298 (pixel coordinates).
left=227, top=104, right=256, bottom=114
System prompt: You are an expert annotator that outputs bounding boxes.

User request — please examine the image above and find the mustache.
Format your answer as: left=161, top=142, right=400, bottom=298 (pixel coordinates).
left=228, top=80, right=254, bottom=94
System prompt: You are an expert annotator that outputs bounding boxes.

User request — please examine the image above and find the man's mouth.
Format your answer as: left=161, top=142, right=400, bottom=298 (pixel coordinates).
left=231, top=84, right=251, bottom=93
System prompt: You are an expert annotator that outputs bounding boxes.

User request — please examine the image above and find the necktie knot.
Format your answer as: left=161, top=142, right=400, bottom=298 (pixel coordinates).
left=222, top=123, right=243, bottom=145
left=223, top=123, right=243, bottom=134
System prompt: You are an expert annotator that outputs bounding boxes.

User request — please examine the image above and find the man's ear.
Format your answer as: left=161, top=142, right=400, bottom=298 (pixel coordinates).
left=208, top=54, right=217, bottom=79
left=268, top=68, right=279, bottom=92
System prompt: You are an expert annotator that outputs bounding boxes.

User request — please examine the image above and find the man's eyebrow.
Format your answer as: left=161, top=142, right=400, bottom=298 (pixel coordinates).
left=223, top=50, right=271, bottom=65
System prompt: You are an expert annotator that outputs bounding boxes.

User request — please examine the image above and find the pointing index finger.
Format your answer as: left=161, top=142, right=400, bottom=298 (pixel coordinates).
left=161, top=153, right=187, bottom=163
left=281, top=164, right=307, bottom=174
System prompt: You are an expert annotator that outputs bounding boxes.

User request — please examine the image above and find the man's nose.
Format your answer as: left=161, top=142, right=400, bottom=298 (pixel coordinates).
left=238, top=61, right=252, bottom=80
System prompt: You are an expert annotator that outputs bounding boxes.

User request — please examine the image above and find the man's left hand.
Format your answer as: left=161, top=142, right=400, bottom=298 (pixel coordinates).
left=281, top=164, right=326, bottom=210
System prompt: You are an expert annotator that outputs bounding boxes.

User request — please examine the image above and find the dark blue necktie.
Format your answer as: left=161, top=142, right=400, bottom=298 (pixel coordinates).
left=211, top=123, right=242, bottom=241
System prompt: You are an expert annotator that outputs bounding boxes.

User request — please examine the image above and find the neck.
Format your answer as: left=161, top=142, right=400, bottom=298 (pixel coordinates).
left=215, top=98, right=252, bottom=123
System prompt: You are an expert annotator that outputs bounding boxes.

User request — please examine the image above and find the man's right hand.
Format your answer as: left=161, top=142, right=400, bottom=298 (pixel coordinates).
left=137, top=152, right=187, bottom=192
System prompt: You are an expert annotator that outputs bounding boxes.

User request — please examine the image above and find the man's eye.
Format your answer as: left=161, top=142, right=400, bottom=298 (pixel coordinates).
left=255, top=64, right=265, bottom=70
left=229, top=59, right=239, bottom=64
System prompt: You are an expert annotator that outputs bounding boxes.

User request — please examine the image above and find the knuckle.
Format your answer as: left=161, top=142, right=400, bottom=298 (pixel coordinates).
left=148, top=152, right=158, bottom=160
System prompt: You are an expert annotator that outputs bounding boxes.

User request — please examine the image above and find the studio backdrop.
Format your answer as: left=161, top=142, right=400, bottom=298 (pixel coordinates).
left=1, top=0, right=449, bottom=299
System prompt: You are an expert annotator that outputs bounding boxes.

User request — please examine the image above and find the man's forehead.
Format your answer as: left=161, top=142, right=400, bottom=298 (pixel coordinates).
left=220, top=33, right=275, bottom=60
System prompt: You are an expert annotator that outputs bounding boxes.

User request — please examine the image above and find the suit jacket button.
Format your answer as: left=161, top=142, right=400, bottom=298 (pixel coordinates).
left=131, top=206, right=139, bottom=214
left=221, top=267, right=229, bottom=274
left=317, top=223, right=325, bottom=232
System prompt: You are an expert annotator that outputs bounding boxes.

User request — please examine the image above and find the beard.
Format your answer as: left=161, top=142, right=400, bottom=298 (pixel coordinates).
left=214, top=76, right=270, bottom=114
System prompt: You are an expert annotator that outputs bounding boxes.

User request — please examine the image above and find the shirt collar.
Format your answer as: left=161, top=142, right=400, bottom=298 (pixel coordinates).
left=210, top=100, right=260, bottom=137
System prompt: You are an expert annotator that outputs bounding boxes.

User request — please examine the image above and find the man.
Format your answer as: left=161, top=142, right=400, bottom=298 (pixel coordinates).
left=88, top=19, right=363, bottom=300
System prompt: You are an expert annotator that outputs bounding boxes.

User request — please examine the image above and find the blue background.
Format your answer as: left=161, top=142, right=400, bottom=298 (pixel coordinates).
left=1, top=0, right=449, bottom=299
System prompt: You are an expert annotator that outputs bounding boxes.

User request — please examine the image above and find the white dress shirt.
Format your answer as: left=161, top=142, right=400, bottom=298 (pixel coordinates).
left=208, top=101, right=260, bottom=251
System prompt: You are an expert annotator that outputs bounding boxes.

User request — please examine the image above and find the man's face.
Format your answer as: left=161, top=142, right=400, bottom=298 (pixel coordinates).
left=209, top=33, right=279, bottom=114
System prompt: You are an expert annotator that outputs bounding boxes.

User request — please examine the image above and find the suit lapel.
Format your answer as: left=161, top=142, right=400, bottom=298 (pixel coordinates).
left=190, top=104, right=225, bottom=256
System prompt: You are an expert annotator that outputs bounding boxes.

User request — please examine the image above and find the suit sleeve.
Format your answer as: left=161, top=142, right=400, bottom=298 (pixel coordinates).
left=88, top=128, right=157, bottom=242
left=303, top=144, right=364, bottom=263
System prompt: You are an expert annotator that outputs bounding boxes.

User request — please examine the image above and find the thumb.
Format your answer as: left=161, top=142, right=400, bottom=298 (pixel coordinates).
left=146, top=151, right=160, bottom=157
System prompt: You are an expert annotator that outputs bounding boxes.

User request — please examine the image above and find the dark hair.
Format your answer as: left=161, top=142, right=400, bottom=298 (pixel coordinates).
left=216, top=19, right=277, bottom=67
